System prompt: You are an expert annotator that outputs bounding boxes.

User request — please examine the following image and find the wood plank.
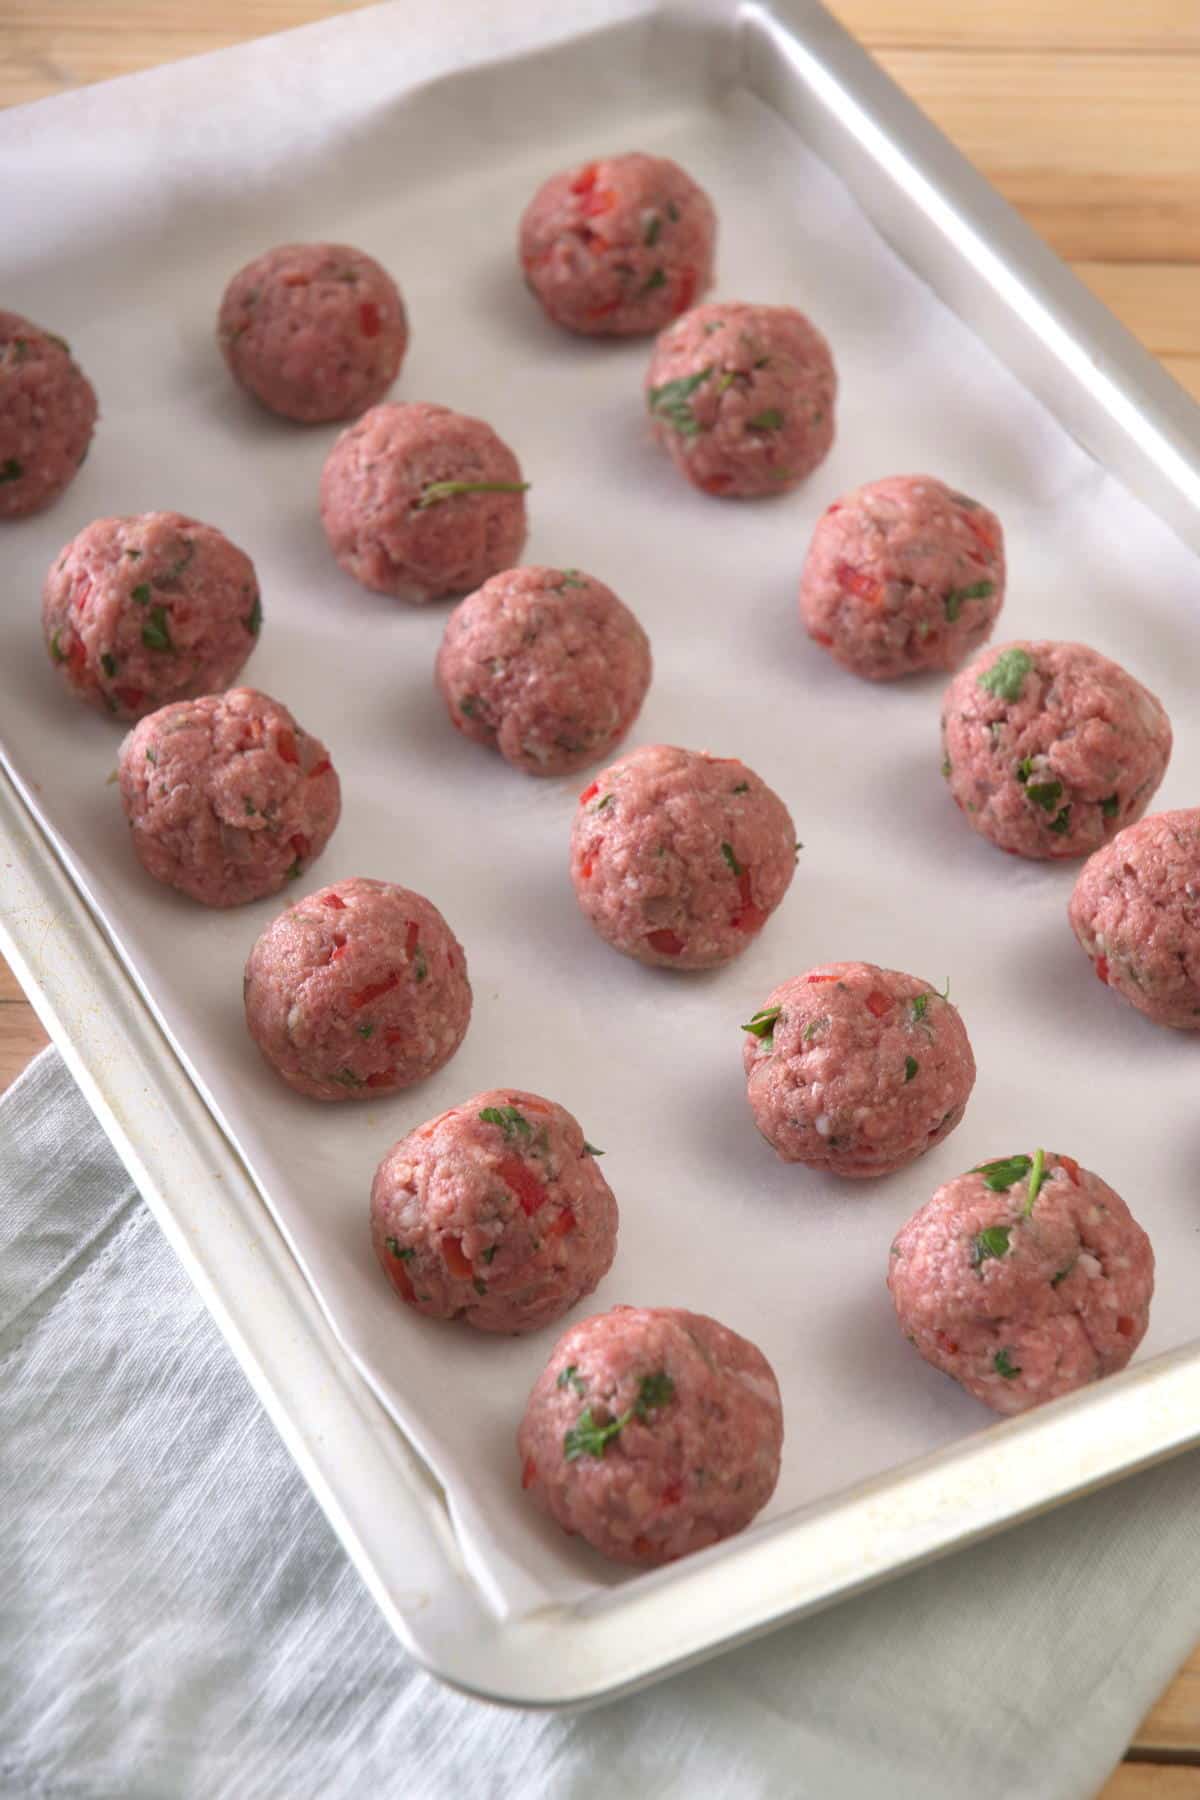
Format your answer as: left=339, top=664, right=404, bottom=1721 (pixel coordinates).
left=829, top=1, right=1200, bottom=53
left=1135, top=1647, right=1200, bottom=1756
left=1076, top=265, right=1200, bottom=360
left=0, top=955, right=48, bottom=1094
left=1097, top=1767, right=1200, bottom=1800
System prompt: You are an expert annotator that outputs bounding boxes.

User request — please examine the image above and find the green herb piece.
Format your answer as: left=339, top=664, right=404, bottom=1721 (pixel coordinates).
left=141, top=606, right=174, bottom=652
left=1050, top=1263, right=1074, bottom=1288
left=244, top=798, right=257, bottom=816
left=130, top=583, right=151, bottom=605
left=714, top=369, right=737, bottom=395
left=593, top=793, right=613, bottom=812
left=557, top=1364, right=586, bottom=1396
left=459, top=696, right=479, bottom=719
left=910, top=984, right=948, bottom=1023
left=974, top=1154, right=1032, bottom=1192
left=564, top=1408, right=625, bottom=1462
left=732, top=781, right=749, bottom=794
left=145, top=746, right=157, bottom=765
left=357, top=1023, right=375, bottom=1040
left=479, top=1104, right=532, bottom=1140
left=1047, top=806, right=1071, bottom=835
left=556, top=568, right=587, bottom=590
left=721, top=841, right=743, bottom=876
left=1024, top=1146, right=1047, bottom=1216
left=583, top=1141, right=604, bottom=1156
left=0, top=457, right=23, bottom=483
left=1015, top=757, right=1035, bottom=784
left=1026, top=778, right=1063, bottom=813
left=46, top=332, right=70, bottom=352
left=904, top=1055, right=919, bottom=1083
left=978, top=647, right=1033, bottom=702
left=333, top=1067, right=363, bottom=1088
left=666, top=200, right=680, bottom=221
left=413, top=949, right=428, bottom=983
left=640, top=267, right=667, bottom=294
left=124, top=548, right=142, bottom=560
left=942, top=756, right=952, bottom=779
left=385, top=1238, right=414, bottom=1260
left=100, top=653, right=117, bottom=678
left=994, top=1349, right=1022, bottom=1380
left=747, top=408, right=784, bottom=431
left=49, top=631, right=64, bottom=664
left=742, top=1005, right=782, bottom=1039
left=11, top=338, right=28, bottom=362
left=482, top=1246, right=498, bottom=1265
left=1101, top=794, right=1119, bottom=818
left=970, top=1224, right=1012, bottom=1268
left=636, top=1371, right=675, bottom=1415
left=944, top=579, right=995, bottom=622
left=473, top=1279, right=488, bottom=1296
left=647, top=366, right=713, bottom=438
left=244, top=593, right=262, bottom=636
left=417, top=480, right=530, bottom=510
left=643, top=214, right=661, bottom=246
left=286, top=857, right=303, bottom=880
left=804, top=1016, right=828, bottom=1040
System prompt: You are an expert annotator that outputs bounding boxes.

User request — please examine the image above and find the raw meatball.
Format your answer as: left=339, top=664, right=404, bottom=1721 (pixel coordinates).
left=570, top=745, right=796, bottom=970
left=118, top=689, right=340, bottom=907
left=319, top=402, right=528, bottom=602
left=370, top=1089, right=618, bottom=1334
left=743, top=962, right=975, bottom=1178
left=43, top=512, right=261, bottom=722
left=518, top=1305, right=782, bottom=1566
left=217, top=242, right=408, bottom=423
left=0, top=312, right=97, bottom=519
left=645, top=302, right=835, bottom=499
left=244, top=876, right=471, bottom=1101
left=519, top=153, right=715, bottom=338
left=435, top=566, right=652, bottom=777
left=942, top=640, right=1171, bottom=860
left=800, top=475, right=1004, bottom=678
left=1068, top=808, right=1200, bottom=1029
left=889, top=1150, right=1154, bottom=1415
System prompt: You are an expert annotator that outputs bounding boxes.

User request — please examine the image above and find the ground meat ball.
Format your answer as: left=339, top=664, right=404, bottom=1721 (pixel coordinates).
left=800, top=475, right=1004, bottom=678
left=1068, top=808, right=1200, bottom=1029
left=889, top=1150, right=1154, bottom=1415
left=118, top=689, right=340, bottom=907
left=370, top=1090, right=617, bottom=1334
left=435, top=566, right=652, bottom=777
left=941, top=640, right=1171, bottom=860
left=244, top=876, right=471, bottom=1101
left=743, top=962, right=975, bottom=1178
left=0, top=312, right=97, bottom=519
left=570, top=745, right=796, bottom=970
left=518, top=1305, right=782, bottom=1566
left=217, top=242, right=408, bottom=424
left=645, top=302, right=835, bottom=499
left=319, top=402, right=528, bottom=602
left=43, top=512, right=260, bottom=722
left=519, top=153, right=715, bottom=338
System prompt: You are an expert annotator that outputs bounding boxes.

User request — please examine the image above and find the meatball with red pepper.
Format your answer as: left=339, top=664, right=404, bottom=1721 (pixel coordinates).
left=518, top=1305, right=783, bottom=1567
left=118, top=689, right=340, bottom=907
left=519, top=153, right=716, bottom=337
left=217, top=243, right=408, bottom=424
left=570, top=744, right=797, bottom=970
left=646, top=302, right=836, bottom=499
left=889, top=1150, right=1154, bottom=1415
left=42, top=512, right=261, bottom=722
left=319, top=402, right=529, bottom=602
left=800, top=475, right=1004, bottom=678
left=370, top=1090, right=618, bottom=1334
left=435, top=565, right=652, bottom=777
left=942, top=640, right=1171, bottom=860
left=742, top=962, right=975, bottom=1178
left=0, top=311, right=97, bottom=519
left=1068, top=809, right=1200, bottom=1029
left=244, top=876, right=471, bottom=1101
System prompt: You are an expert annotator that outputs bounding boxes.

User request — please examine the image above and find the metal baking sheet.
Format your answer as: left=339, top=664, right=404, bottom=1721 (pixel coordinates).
left=3, top=0, right=1200, bottom=1702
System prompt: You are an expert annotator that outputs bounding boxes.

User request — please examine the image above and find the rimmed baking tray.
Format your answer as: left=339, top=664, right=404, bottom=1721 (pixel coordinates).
left=3, top=0, right=1199, bottom=1705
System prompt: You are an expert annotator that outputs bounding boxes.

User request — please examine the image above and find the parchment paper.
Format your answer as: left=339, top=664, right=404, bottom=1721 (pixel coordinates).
left=3, top=0, right=1199, bottom=1621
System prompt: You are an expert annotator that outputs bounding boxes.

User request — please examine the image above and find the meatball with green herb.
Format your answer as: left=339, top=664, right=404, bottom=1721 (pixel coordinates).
left=371, top=1090, right=617, bottom=1334
left=941, top=640, right=1171, bottom=860
left=742, top=961, right=975, bottom=1178
left=0, top=311, right=97, bottom=519
left=518, top=1305, right=783, bottom=1566
left=1068, top=808, right=1200, bottom=1028
left=42, top=512, right=261, bottom=721
left=889, top=1150, right=1154, bottom=1414
left=645, top=301, right=835, bottom=498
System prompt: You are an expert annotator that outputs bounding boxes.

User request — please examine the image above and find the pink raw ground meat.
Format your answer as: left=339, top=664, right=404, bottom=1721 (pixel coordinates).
left=370, top=1089, right=618, bottom=1334
left=570, top=744, right=797, bottom=970
left=43, top=512, right=260, bottom=722
left=518, top=1305, right=782, bottom=1566
left=435, top=565, right=652, bottom=776
left=217, top=242, right=408, bottom=423
left=244, top=876, right=471, bottom=1101
left=889, top=1150, right=1154, bottom=1415
left=645, top=302, right=835, bottom=499
left=742, top=962, right=975, bottom=1178
left=800, top=475, right=1004, bottom=678
left=519, top=153, right=715, bottom=338
left=319, top=402, right=528, bottom=602
left=1068, top=808, right=1200, bottom=1029
left=118, top=688, right=340, bottom=907
left=0, top=311, right=97, bottom=519
left=941, top=640, right=1171, bottom=860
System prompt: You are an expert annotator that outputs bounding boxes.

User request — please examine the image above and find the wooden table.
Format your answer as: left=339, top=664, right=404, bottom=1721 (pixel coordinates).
left=1, top=4, right=1197, bottom=1791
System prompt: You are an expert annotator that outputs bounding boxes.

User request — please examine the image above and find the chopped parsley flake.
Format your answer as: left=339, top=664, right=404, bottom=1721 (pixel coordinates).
left=473, top=1279, right=488, bottom=1297
left=417, top=479, right=529, bottom=510
left=556, top=569, right=587, bottom=590
left=942, top=756, right=951, bottom=779
left=385, top=1237, right=414, bottom=1260
left=482, top=1246, right=498, bottom=1265
left=1050, top=1263, right=1074, bottom=1288
left=970, top=1224, right=1012, bottom=1267
left=637, top=1371, right=675, bottom=1413
left=593, top=793, right=613, bottom=812
left=357, top=1022, right=375, bottom=1039
left=643, top=214, right=661, bottom=246
left=49, top=631, right=64, bottom=663
left=1015, top=757, right=1035, bottom=784
left=904, top=1055, right=919, bottom=1082
left=145, top=746, right=157, bottom=764
left=732, top=781, right=749, bottom=794
left=333, top=1067, right=363, bottom=1088
left=130, top=583, right=151, bottom=605
left=557, top=1364, right=586, bottom=1396
left=1023, top=1147, right=1047, bottom=1216
left=994, top=1349, right=1022, bottom=1380
left=583, top=1141, right=604, bottom=1156
left=721, top=841, right=743, bottom=876
left=1026, top=778, right=1063, bottom=813
left=640, top=267, right=667, bottom=294
left=125, top=548, right=142, bottom=560
left=100, top=653, right=117, bottom=678
left=244, top=593, right=262, bottom=636
left=742, top=1005, right=782, bottom=1039
left=141, top=606, right=174, bottom=652
left=286, top=857, right=303, bottom=880
left=413, top=950, right=428, bottom=983
left=1047, top=805, right=1072, bottom=835
left=0, top=457, right=24, bottom=483
left=479, top=1104, right=532, bottom=1140
left=647, top=366, right=713, bottom=438
left=666, top=200, right=680, bottom=221
left=1101, top=794, right=1119, bottom=818
left=747, top=408, right=784, bottom=431
left=944, top=578, right=994, bottom=621
left=459, top=696, right=479, bottom=718
left=974, top=1154, right=1032, bottom=1192
left=804, top=1016, right=827, bottom=1040
left=978, top=647, right=1033, bottom=702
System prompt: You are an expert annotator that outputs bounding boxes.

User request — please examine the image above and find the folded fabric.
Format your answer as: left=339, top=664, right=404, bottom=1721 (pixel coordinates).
left=0, top=1048, right=1195, bottom=1800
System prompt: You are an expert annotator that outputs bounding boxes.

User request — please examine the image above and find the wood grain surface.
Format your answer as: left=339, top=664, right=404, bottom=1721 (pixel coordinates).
left=1, top=4, right=1197, bottom=1790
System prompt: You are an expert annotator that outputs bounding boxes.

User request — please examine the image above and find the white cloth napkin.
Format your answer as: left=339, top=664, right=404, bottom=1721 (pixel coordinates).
left=0, top=1049, right=1196, bottom=1800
